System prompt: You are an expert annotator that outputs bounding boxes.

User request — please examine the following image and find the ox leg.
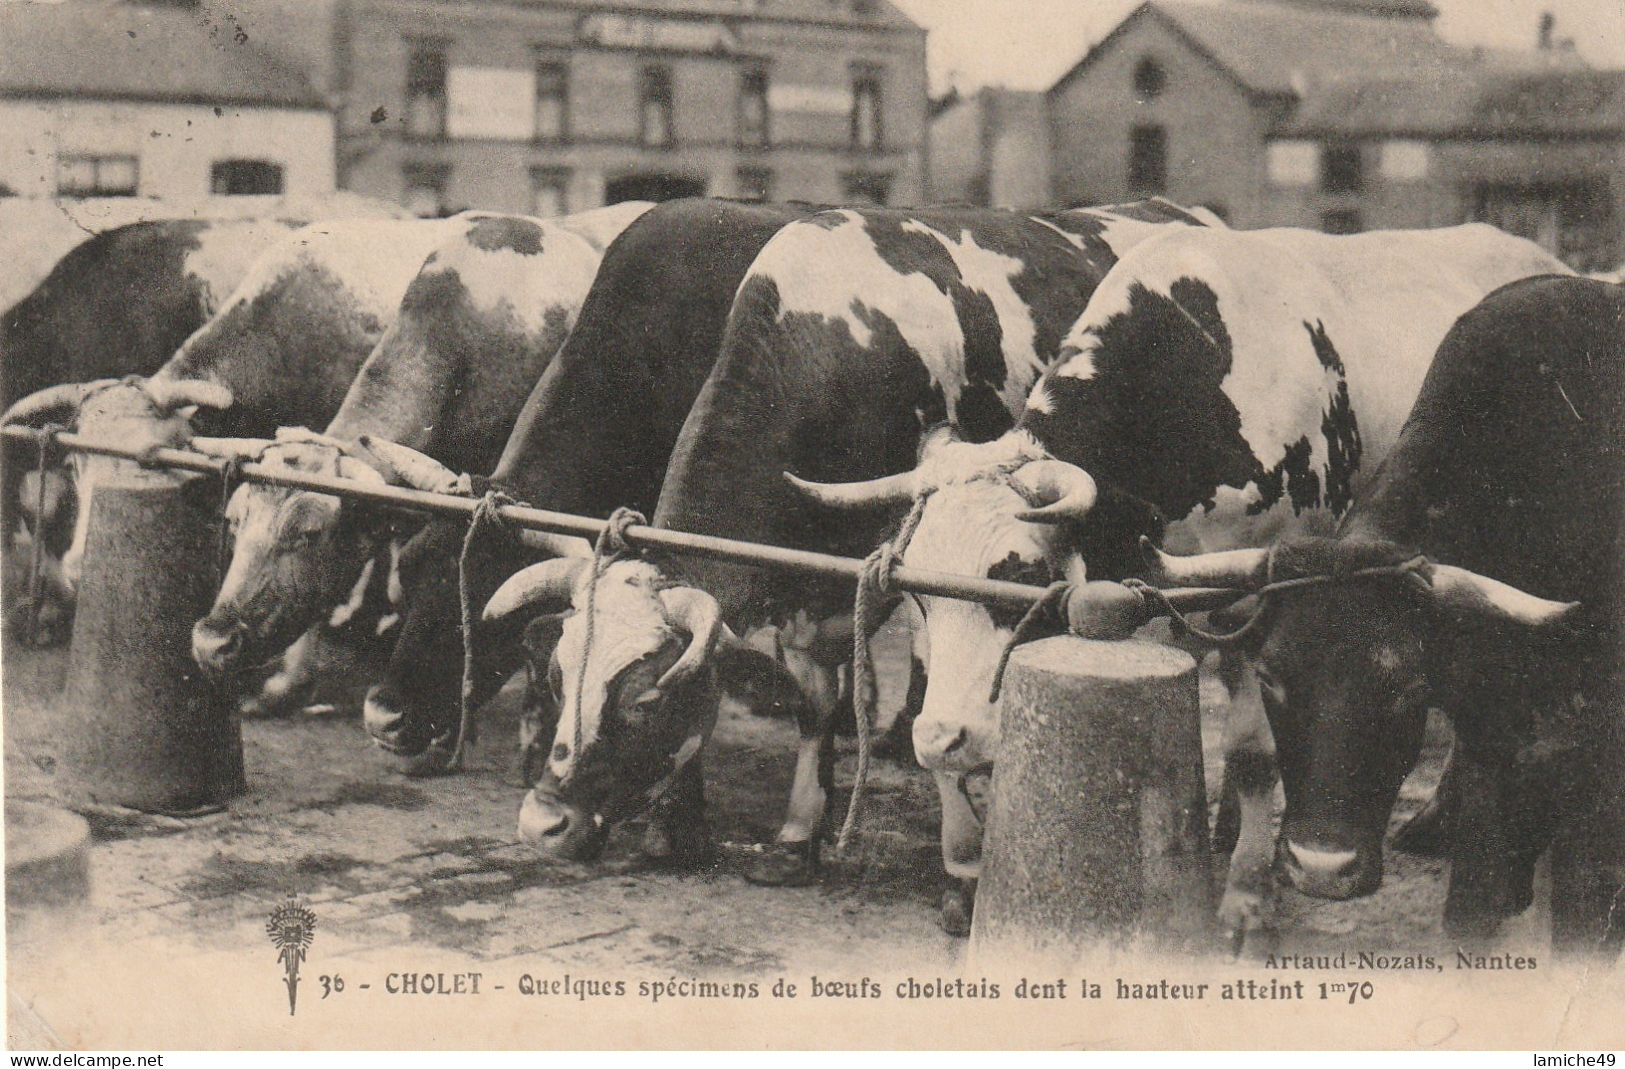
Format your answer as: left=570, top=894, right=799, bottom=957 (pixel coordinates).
left=742, top=625, right=840, bottom=887
left=935, top=771, right=983, bottom=937
left=644, top=759, right=714, bottom=868
left=237, top=628, right=321, bottom=719
left=1443, top=739, right=1520, bottom=943
left=1216, top=649, right=1280, bottom=955
left=1394, top=726, right=1454, bottom=857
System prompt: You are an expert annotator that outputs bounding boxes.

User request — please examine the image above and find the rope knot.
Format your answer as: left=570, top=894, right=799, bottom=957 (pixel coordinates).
left=597, top=506, right=647, bottom=560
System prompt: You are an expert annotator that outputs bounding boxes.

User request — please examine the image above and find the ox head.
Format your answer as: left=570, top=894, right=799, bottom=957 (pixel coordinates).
left=484, top=557, right=733, bottom=861
left=1146, top=536, right=1580, bottom=901
left=787, top=430, right=1126, bottom=774
left=188, top=428, right=412, bottom=678
left=2, top=377, right=234, bottom=595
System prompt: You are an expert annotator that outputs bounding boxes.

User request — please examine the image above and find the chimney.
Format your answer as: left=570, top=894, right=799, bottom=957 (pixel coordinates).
left=1538, top=11, right=1555, bottom=50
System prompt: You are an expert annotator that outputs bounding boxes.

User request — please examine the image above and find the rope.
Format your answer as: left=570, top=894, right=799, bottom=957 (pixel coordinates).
left=569, top=508, right=646, bottom=764
left=840, top=491, right=931, bottom=855
left=23, top=423, right=66, bottom=647
left=451, top=486, right=517, bottom=770
left=986, top=580, right=1074, bottom=703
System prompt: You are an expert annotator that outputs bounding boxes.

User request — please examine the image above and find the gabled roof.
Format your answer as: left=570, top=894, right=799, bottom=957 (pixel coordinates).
left=1277, top=67, right=1625, bottom=139
left=0, top=1, right=325, bottom=110
left=1051, top=0, right=1468, bottom=100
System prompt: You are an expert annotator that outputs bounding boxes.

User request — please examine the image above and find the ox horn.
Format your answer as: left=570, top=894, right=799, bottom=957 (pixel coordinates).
left=1012, top=459, right=1098, bottom=524
left=483, top=557, right=588, bottom=624
left=357, top=434, right=466, bottom=495
left=783, top=469, right=921, bottom=511
left=189, top=437, right=275, bottom=460
left=1427, top=564, right=1580, bottom=629
left=145, top=378, right=234, bottom=414
left=1141, top=536, right=1270, bottom=590
left=2, top=380, right=111, bottom=426
left=657, top=586, right=724, bottom=692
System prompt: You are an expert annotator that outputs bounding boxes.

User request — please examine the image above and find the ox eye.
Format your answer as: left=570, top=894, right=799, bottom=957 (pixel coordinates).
left=1255, top=665, right=1288, bottom=708
left=547, top=662, right=563, bottom=699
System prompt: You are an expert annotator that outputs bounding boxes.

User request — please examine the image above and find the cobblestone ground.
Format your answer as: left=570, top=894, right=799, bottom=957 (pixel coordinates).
left=6, top=612, right=1582, bottom=1049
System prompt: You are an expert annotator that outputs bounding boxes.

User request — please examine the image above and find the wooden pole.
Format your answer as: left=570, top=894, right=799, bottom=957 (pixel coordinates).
left=969, top=636, right=1211, bottom=967
left=54, top=467, right=244, bottom=814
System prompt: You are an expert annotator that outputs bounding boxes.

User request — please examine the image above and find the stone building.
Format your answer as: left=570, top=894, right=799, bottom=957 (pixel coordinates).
left=0, top=1, right=334, bottom=200
left=931, top=0, right=1624, bottom=269
left=212, top=0, right=928, bottom=216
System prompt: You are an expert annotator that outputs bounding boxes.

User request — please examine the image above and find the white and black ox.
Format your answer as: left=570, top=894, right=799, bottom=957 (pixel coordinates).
left=479, top=200, right=1223, bottom=881
left=185, top=206, right=650, bottom=723
left=1147, top=275, right=1622, bottom=956
left=787, top=223, right=1570, bottom=939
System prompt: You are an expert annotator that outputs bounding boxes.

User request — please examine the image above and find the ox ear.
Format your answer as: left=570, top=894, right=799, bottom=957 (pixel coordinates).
left=189, top=437, right=275, bottom=461
left=484, top=557, right=587, bottom=625
left=1427, top=564, right=1582, bottom=630
left=712, top=640, right=813, bottom=723
left=356, top=435, right=467, bottom=495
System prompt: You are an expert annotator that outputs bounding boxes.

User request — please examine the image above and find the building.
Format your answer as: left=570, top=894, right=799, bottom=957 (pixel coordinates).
left=0, top=0, right=335, bottom=200
left=211, top=0, right=928, bottom=217
left=932, top=0, right=1624, bottom=269
left=930, top=87, right=1049, bottom=209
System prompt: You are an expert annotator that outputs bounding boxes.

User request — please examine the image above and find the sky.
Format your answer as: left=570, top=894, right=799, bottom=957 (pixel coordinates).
left=891, top=0, right=1625, bottom=93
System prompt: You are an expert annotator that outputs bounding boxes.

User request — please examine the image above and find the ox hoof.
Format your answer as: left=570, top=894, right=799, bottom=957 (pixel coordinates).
left=742, top=840, right=820, bottom=887
left=237, top=693, right=300, bottom=721
left=6, top=598, right=71, bottom=649
left=938, top=878, right=977, bottom=937
left=394, top=736, right=459, bottom=779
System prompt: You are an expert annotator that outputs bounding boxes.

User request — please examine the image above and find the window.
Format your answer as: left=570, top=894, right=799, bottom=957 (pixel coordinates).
left=405, top=38, right=448, bottom=139
left=210, top=160, right=284, bottom=195
left=851, top=67, right=883, bottom=150
left=56, top=155, right=138, bottom=197
left=842, top=171, right=891, bottom=206
left=1133, top=57, right=1166, bottom=101
left=640, top=66, right=674, bottom=148
left=530, top=168, right=569, bottom=218
left=534, top=59, right=568, bottom=142
left=738, top=67, right=770, bottom=148
left=1267, top=140, right=1318, bottom=187
left=1380, top=140, right=1429, bottom=182
left=1321, top=142, right=1363, bottom=193
left=736, top=166, right=773, bottom=203
left=403, top=163, right=450, bottom=218
left=1127, top=124, right=1166, bottom=195
left=1322, top=209, right=1363, bottom=235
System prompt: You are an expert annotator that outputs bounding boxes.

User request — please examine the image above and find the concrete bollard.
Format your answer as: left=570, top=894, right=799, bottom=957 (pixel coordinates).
left=969, top=636, right=1211, bottom=967
left=55, top=467, right=244, bottom=814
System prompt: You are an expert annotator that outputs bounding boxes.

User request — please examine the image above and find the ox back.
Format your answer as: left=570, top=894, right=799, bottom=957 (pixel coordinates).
left=366, top=199, right=814, bottom=756
left=654, top=200, right=1212, bottom=628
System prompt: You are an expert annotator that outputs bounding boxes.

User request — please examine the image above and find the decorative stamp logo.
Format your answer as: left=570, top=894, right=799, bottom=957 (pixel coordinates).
left=265, top=897, right=317, bottom=1016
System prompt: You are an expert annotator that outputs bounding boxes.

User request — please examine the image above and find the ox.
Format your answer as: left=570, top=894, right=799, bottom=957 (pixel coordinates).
left=787, top=223, right=1569, bottom=938
left=477, top=200, right=1218, bottom=887
left=354, top=199, right=815, bottom=773
left=1147, top=275, right=1622, bottom=955
left=186, top=207, right=651, bottom=695
left=1, top=218, right=297, bottom=637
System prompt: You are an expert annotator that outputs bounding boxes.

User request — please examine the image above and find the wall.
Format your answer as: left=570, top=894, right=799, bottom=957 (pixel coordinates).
left=0, top=99, right=335, bottom=199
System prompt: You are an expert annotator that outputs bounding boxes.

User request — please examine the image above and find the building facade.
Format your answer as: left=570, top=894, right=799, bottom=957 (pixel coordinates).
left=0, top=2, right=335, bottom=201
left=935, top=0, right=1623, bottom=269
left=214, top=0, right=928, bottom=216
